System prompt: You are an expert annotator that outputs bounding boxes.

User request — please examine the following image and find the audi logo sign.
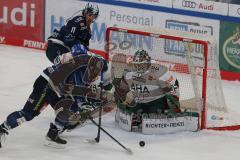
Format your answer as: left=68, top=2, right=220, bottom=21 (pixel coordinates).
left=182, top=0, right=197, bottom=9
left=237, top=8, right=240, bottom=15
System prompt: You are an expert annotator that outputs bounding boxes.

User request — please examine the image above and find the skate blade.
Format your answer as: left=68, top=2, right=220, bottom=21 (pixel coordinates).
left=44, top=137, right=66, bottom=149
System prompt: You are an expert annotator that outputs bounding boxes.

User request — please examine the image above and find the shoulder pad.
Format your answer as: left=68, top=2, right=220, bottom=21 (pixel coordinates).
left=74, top=16, right=84, bottom=23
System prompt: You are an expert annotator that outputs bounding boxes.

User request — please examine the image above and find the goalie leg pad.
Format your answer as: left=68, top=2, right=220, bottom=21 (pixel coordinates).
left=115, top=108, right=199, bottom=134
left=142, top=112, right=199, bottom=134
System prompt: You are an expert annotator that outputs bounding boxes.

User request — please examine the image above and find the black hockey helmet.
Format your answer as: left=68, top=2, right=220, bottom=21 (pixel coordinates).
left=82, top=3, right=99, bottom=19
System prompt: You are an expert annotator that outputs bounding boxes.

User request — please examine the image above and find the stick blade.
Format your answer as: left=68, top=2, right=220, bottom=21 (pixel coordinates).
left=94, top=137, right=100, bottom=143
left=84, top=138, right=98, bottom=144
left=126, top=148, right=133, bottom=155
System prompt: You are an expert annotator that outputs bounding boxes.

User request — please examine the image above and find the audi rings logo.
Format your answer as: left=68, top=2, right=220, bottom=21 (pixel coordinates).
left=237, top=8, right=240, bottom=15
left=182, top=0, right=196, bottom=9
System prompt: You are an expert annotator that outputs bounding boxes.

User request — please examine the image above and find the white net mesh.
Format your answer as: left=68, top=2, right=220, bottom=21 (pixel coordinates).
left=106, top=27, right=240, bottom=130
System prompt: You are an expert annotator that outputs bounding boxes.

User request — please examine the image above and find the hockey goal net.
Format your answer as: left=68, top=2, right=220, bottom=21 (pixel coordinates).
left=106, top=27, right=240, bottom=131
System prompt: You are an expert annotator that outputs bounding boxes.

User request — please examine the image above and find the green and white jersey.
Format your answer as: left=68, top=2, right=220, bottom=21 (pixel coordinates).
left=125, top=62, right=175, bottom=103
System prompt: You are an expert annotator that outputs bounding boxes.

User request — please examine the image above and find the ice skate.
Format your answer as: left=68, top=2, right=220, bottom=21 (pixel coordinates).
left=45, top=123, right=67, bottom=149
left=0, top=124, right=9, bottom=148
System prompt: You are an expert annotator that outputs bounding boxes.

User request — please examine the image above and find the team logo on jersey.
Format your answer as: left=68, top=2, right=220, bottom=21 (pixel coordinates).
left=131, top=83, right=150, bottom=94
left=131, top=83, right=150, bottom=99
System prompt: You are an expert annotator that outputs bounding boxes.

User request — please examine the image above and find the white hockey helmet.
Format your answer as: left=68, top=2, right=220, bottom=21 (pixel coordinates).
left=82, top=3, right=99, bottom=20
left=132, top=49, right=151, bottom=74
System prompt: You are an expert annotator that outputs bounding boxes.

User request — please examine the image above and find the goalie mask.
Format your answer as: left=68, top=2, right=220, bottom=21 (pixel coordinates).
left=132, top=49, right=151, bottom=75
left=82, top=3, right=99, bottom=21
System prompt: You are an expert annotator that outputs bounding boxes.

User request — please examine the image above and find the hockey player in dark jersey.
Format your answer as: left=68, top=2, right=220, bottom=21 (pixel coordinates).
left=43, top=3, right=111, bottom=146
left=44, top=43, right=112, bottom=147
left=0, top=43, right=110, bottom=148
left=46, top=2, right=99, bottom=63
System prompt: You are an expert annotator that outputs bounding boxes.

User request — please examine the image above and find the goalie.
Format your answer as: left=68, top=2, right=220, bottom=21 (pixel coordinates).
left=112, top=49, right=181, bottom=130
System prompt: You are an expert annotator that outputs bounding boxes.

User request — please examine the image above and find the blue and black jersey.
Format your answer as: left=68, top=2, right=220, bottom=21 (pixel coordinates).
left=49, top=16, right=91, bottom=49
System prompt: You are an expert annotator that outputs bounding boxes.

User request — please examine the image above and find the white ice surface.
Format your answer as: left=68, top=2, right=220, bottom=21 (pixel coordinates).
left=0, top=44, right=240, bottom=160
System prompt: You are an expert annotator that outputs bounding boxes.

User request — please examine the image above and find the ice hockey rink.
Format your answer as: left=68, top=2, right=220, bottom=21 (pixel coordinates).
left=0, top=44, right=240, bottom=160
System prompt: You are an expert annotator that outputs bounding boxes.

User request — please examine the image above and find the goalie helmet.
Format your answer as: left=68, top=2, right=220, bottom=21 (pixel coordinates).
left=132, top=49, right=151, bottom=75
left=82, top=3, right=99, bottom=20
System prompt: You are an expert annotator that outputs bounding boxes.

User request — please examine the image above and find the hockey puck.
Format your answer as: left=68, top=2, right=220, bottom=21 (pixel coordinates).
left=139, top=141, right=145, bottom=147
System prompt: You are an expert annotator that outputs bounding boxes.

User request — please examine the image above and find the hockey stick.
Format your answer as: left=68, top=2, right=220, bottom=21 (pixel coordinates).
left=94, top=82, right=104, bottom=143
left=94, top=103, right=102, bottom=143
left=89, top=118, right=133, bottom=154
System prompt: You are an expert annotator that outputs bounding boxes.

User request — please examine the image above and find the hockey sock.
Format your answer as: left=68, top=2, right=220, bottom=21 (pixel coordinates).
left=5, top=111, right=27, bottom=129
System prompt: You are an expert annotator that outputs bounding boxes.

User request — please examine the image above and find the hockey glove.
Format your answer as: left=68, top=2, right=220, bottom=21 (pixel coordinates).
left=122, top=91, right=136, bottom=107
left=58, top=52, right=74, bottom=64
left=71, top=43, right=88, bottom=56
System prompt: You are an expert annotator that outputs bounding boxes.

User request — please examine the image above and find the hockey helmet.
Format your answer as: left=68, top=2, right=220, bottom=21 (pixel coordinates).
left=82, top=3, right=99, bottom=20
left=132, top=49, right=151, bottom=74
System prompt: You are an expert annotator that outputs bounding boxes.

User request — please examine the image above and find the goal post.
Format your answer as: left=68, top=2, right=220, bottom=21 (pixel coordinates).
left=106, top=26, right=240, bottom=131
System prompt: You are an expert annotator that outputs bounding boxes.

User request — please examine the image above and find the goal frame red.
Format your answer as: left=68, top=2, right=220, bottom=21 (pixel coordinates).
left=106, top=27, right=240, bottom=131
